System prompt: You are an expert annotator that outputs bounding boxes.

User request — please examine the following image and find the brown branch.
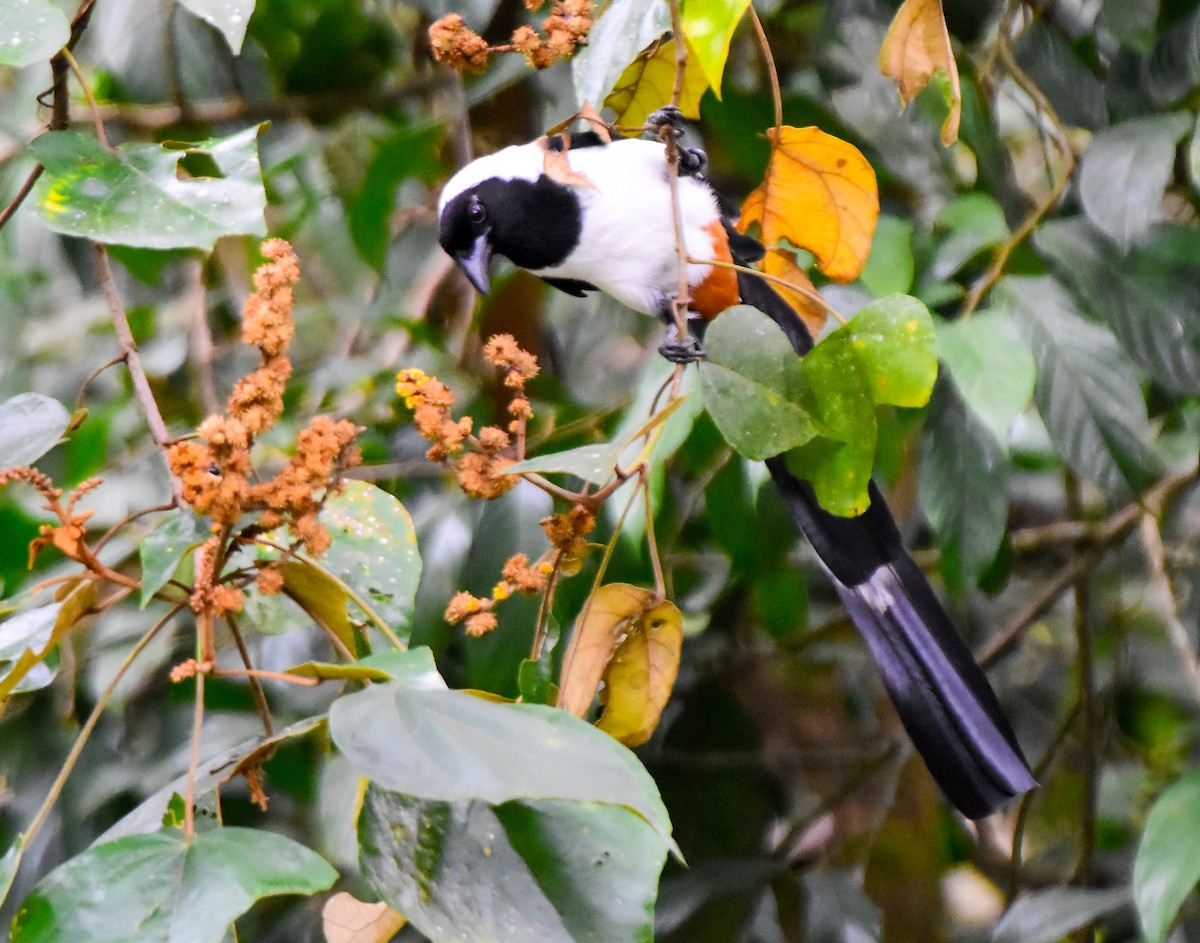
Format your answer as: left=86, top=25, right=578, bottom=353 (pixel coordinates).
left=184, top=660, right=206, bottom=838
left=226, top=612, right=274, bottom=736
left=183, top=258, right=220, bottom=415
left=1065, top=473, right=1096, bottom=887
left=91, top=243, right=183, bottom=504
left=1139, top=513, right=1200, bottom=704
left=0, top=164, right=44, bottom=232
left=749, top=5, right=782, bottom=132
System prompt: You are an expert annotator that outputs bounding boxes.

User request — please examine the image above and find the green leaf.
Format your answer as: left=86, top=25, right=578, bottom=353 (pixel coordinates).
left=572, top=0, right=671, bottom=108
left=139, top=509, right=207, bottom=608
left=31, top=126, right=267, bottom=251
left=918, top=378, right=1009, bottom=591
left=1036, top=218, right=1200, bottom=395
left=839, top=294, right=938, bottom=409
left=994, top=887, right=1131, bottom=943
left=859, top=215, right=914, bottom=297
left=313, top=480, right=421, bottom=640
left=699, top=305, right=818, bottom=461
left=1000, top=276, right=1160, bottom=499
left=680, top=0, right=751, bottom=96
left=936, top=310, right=1035, bottom=446
left=1077, top=112, right=1192, bottom=251
left=518, top=657, right=558, bottom=706
left=1135, top=770, right=1200, bottom=943
left=0, top=0, right=69, bottom=67
left=929, top=193, right=1009, bottom=281
left=604, top=35, right=710, bottom=127
left=0, top=393, right=71, bottom=467
left=279, top=560, right=355, bottom=649
left=330, top=682, right=675, bottom=847
left=506, top=441, right=625, bottom=485
left=177, top=0, right=255, bottom=54
left=0, top=835, right=23, bottom=911
left=10, top=828, right=336, bottom=943
left=355, top=646, right=446, bottom=688
left=360, top=786, right=667, bottom=943
left=0, top=582, right=97, bottom=699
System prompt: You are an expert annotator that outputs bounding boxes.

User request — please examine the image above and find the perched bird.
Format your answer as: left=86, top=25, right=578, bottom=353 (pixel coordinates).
left=436, top=117, right=1036, bottom=819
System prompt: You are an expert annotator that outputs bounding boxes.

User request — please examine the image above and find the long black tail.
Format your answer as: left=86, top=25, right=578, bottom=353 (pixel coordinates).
left=733, top=251, right=1036, bottom=819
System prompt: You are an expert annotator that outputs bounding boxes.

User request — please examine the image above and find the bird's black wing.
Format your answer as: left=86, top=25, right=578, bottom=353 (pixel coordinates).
left=726, top=223, right=1036, bottom=818
left=541, top=277, right=598, bottom=297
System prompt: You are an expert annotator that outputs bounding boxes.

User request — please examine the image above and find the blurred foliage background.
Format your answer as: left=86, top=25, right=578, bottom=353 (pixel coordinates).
left=3, top=0, right=1200, bottom=940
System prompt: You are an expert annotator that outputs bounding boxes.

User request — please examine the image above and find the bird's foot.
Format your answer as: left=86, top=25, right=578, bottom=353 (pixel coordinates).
left=657, top=322, right=705, bottom=363
left=648, top=105, right=707, bottom=177
left=647, top=104, right=685, bottom=135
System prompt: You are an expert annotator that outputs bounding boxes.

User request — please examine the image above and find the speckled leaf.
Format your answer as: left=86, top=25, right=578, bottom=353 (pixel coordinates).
left=316, top=480, right=421, bottom=642
left=9, top=828, right=336, bottom=943
left=177, top=0, right=255, bottom=54
left=841, top=294, right=938, bottom=408
left=0, top=0, right=69, bottom=67
left=359, top=786, right=666, bottom=943
left=1135, top=770, right=1200, bottom=943
left=139, top=509, right=207, bottom=608
left=0, top=393, right=71, bottom=467
left=31, top=126, right=267, bottom=250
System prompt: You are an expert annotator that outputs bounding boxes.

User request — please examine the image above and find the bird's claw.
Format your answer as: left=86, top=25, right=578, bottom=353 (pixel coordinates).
left=657, top=322, right=705, bottom=363
left=647, top=104, right=686, bottom=134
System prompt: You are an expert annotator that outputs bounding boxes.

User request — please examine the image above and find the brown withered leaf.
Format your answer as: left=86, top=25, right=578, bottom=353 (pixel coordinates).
left=737, top=126, right=879, bottom=283
left=595, top=598, right=682, bottom=747
left=543, top=145, right=598, bottom=190
left=762, top=248, right=828, bottom=340
left=322, top=892, right=406, bottom=943
left=878, top=0, right=962, bottom=145
left=557, top=583, right=656, bottom=718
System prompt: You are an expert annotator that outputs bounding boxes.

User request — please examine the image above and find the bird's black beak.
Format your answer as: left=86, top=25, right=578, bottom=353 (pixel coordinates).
left=455, top=233, right=492, bottom=295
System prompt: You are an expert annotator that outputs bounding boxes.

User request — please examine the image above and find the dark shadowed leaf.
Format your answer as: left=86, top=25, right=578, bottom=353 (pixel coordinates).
left=9, top=827, right=336, bottom=943
left=330, top=682, right=674, bottom=845
left=31, top=127, right=267, bottom=250
left=1000, top=276, right=1160, bottom=499
left=0, top=393, right=71, bottom=467
left=1134, top=770, right=1200, bottom=943
left=1036, top=218, right=1200, bottom=395
left=994, top=887, right=1131, bottom=943
left=919, top=378, right=1009, bottom=589
left=1077, top=112, right=1192, bottom=250
left=0, top=0, right=69, bottom=66
left=177, top=0, right=255, bottom=54
left=139, top=508, right=207, bottom=608
left=360, top=786, right=666, bottom=943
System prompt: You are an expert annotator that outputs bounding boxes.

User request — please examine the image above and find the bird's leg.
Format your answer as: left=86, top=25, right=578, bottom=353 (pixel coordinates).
left=647, top=105, right=707, bottom=178
left=656, top=302, right=706, bottom=363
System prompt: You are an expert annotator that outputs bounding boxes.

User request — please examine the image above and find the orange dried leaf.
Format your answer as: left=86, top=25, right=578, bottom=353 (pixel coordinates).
left=762, top=248, right=827, bottom=339
left=556, top=583, right=654, bottom=718
left=322, top=892, right=407, bottom=943
left=543, top=146, right=598, bottom=189
left=595, top=598, right=682, bottom=747
left=737, top=126, right=879, bottom=283
left=878, top=0, right=962, bottom=145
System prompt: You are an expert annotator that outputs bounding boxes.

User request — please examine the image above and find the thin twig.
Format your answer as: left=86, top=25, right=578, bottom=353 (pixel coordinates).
left=91, top=244, right=184, bottom=504
left=0, top=165, right=44, bottom=232
left=642, top=470, right=667, bottom=602
left=183, top=661, right=206, bottom=838
left=530, top=555, right=562, bottom=663
left=749, top=6, right=782, bottom=132
left=1140, top=513, right=1200, bottom=704
left=226, top=612, right=273, bottom=736
left=184, top=258, right=220, bottom=415
left=61, top=48, right=109, bottom=148
left=663, top=0, right=693, bottom=342
left=1065, top=474, right=1096, bottom=888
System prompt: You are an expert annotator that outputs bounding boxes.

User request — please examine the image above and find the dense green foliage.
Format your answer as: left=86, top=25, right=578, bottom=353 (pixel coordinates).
left=3, top=0, right=1200, bottom=940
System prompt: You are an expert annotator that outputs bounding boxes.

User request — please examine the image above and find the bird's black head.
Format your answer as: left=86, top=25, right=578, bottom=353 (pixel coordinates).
left=438, top=148, right=584, bottom=294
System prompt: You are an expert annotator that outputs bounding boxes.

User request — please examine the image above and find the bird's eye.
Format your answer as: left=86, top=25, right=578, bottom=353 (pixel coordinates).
left=468, top=197, right=487, bottom=224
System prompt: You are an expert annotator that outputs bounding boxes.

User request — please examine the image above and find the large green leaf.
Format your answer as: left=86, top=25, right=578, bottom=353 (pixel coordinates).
left=329, top=682, right=674, bottom=846
left=936, top=310, right=1035, bottom=446
left=679, top=0, right=751, bottom=96
left=139, top=509, right=207, bottom=608
left=572, top=0, right=671, bottom=109
left=840, top=294, right=938, bottom=409
left=699, top=305, right=817, bottom=461
left=0, top=393, right=71, bottom=468
left=1000, top=276, right=1160, bottom=499
left=928, top=193, right=1010, bottom=281
left=311, top=480, right=421, bottom=640
left=10, top=827, right=336, bottom=943
left=31, top=126, right=267, bottom=250
left=0, top=836, right=23, bottom=911
left=1134, top=770, right=1200, bottom=943
left=360, top=786, right=666, bottom=943
left=1036, top=218, right=1200, bottom=395
left=1077, top=112, right=1192, bottom=251
left=177, top=0, right=255, bottom=54
left=994, top=887, right=1131, bottom=943
left=0, top=0, right=69, bottom=67
left=918, top=378, right=1009, bottom=591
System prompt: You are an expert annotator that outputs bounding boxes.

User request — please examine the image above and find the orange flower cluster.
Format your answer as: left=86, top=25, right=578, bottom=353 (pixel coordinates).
left=443, top=551, right=555, bottom=637
left=167, top=241, right=361, bottom=571
left=396, top=334, right=539, bottom=500
left=189, top=535, right=243, bottom=618
left=429, top=0, right=593, bottom=73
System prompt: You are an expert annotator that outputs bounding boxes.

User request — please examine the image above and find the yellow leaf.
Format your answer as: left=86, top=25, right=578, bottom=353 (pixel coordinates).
left=0, top=581, right=97, bottom=702
left=557, top=583, right=655, bottom=718
left=761, top=248, right=828, bottom=340
left=680, top=0, right=752, bottom=97
left=595, top=598, right=682, bottom=747
left=604, top=35, right=710, bottom=129
left=322, top=892, right=406, bottom=943
left=737, top=126, right=879, bottom=283
left=878, top=0, right=962, bottom=146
